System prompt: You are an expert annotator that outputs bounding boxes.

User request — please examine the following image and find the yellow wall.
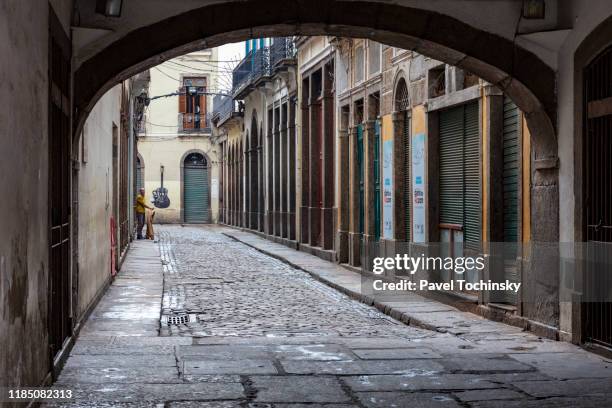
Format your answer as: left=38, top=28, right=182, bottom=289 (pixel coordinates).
left=138, top=137, right=220, bottom=223
left=481, top=93, right=489, bottom=242
left=522, top=116, right=531, bottom=243
left=411, top=105, right=426, bottom=135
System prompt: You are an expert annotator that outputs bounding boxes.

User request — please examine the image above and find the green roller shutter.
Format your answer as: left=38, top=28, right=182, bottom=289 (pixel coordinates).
left=439, top=102, right=481, bottom=245
left=184, top=165, right=209, bottom=223
left=357, top=124, right=365, bottom=235
left=463, top=102, right=481, bottom=246
left=439, top=106, right=465, bottom=227
left=501, top=96, right=520, bottom=305
left=403, top=113, right=411, bottom=242
left=503, top=96, right=520, bottom=242
left=374, top=120, right=381, bottom=241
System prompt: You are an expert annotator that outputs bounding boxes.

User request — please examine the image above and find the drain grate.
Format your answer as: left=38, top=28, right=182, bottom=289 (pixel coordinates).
left=162, top=312, right=197, bottom=326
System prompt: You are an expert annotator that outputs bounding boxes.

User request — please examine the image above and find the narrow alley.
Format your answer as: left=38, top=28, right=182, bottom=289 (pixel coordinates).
left=50, top=226, right=612, bottom=407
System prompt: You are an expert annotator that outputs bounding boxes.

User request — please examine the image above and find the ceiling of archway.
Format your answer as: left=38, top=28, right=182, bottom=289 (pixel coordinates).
left=73, top=0, right=565, bottom=69
left=73, top=0, right=562, bottom=141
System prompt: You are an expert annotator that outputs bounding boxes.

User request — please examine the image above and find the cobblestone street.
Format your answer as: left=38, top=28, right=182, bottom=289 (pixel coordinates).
left=51, top=225, right=612, bottom=407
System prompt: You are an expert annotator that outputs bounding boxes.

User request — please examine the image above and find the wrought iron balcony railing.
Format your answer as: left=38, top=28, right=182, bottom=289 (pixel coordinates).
left=179, top=112, right=212, bottom=133
left=232, top=53, right=253, bottom=97
left=270, top=37, right=296, bottom=69
left=212, top=94, right=243, bottom=125
left=251, top=46, right=270, bottom=83
left=231, top=38, right=295, bottom=98
left=232, top=47, right=271, bottom=98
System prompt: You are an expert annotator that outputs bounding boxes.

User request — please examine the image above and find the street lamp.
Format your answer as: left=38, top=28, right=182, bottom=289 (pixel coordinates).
left=522, top=0, right=545, bottom=19
left=96, top=0, right=123, bottom=17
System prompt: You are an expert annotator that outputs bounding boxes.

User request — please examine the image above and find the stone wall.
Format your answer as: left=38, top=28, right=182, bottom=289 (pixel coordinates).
left=0, top=0, right=72, bottom=389
left=76, top=85, right=122, bottom=318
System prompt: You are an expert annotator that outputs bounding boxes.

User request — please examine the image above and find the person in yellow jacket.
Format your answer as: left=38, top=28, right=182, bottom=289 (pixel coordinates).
left=136, top=188, right=153, bottom=239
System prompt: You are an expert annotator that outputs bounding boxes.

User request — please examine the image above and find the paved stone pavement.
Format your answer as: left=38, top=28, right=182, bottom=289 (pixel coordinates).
left=48, top=225, right=612, bottom=407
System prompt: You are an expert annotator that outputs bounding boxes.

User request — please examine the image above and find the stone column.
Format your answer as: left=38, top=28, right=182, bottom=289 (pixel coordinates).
left=308, top=97, right=322, bottom=247
left=246, top=141, right=252, bottom=229
left=321, top=79, right=335, bottom=250
left=258, top=141, right=264, bottom=232
left=241, top=146, right=246, bottom=227
left=299, top=94, right=310, bottom=244
left=273, top=107, right=281, bottom=237
left=265, top=122, right=273, bottom=235
left=362, top=120, right=377, bottom=271
left=280, top=103, right=288, bottom=239
left=288, top=99, right=297, bottom=241
left=231, top=153, right=236, bottom=225
left=337, top=127, right=350, bottom=263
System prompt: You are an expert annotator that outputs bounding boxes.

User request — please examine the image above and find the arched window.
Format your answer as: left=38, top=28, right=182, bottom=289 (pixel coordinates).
left=184, top=152, right=207, bottom=168
left=395, top=78, right=410, bottom=112
left=394, top=78, right=411, bottom=242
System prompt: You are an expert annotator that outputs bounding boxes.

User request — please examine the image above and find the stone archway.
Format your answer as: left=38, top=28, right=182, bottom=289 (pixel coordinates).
left=73, top=0, right=559, bottom=244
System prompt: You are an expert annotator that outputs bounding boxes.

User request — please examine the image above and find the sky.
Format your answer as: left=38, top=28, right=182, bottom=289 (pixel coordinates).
left=216, top=42, right=245, bottom=92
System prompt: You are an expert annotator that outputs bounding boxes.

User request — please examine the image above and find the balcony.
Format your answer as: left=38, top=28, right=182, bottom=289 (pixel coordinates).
left=270, top=37, right=296, bottom=69
left=232, top=47, right=270, bottom=99
left=179, top=112, right=212, bottom=134
left=232, top=53, right=253, bottom=97
left=212, top=94, right=243, bottom=126
left=231, top=38, right=296, bottom=100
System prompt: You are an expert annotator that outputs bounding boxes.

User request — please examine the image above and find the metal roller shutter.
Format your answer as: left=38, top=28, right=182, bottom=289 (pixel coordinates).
left=439, top=102, right=481, bottom=245
left=184, top=165, right=209, bottom=223
left=357, top=124, right=365, bottom=235
left=502, top=97, right=520, bottom=242
left=374, top=120, right=381, bottom=241
left=463, top=102, right=481, bottom=245
left=501, top=96, right=520, bottom=305
left=439, top=106, right=465, bottom=227
left=403, top=113, right=411, bottom=241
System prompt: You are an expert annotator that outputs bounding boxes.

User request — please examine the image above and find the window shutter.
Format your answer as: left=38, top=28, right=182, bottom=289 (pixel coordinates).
left=439, top=102, right=481, bottom=247
left=502, top=96, right=519, bottom=243
left=439, top=106, right=465, bottom=227
left=200, top=93, right=207, bottom=117
left=463, top=102, right=481, bottom=246
left=403, top=113, right=411, bottom=241
left=178, top=86, right=186, bottom=113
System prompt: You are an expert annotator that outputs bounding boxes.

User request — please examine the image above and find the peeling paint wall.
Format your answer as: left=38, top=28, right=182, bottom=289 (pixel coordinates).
left=76, top=86, right=122, bottom=317
left=0, top=0, right=72, bottom=390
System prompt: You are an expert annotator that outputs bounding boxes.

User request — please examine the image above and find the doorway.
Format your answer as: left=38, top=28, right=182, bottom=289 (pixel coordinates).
left=183, top=153, right=210, bottom=223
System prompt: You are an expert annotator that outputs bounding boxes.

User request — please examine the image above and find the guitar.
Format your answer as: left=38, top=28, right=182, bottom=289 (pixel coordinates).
left=153, top=165, right=171, bottom=209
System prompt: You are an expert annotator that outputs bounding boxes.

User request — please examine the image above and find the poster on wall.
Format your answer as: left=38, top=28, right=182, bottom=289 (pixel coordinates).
left=382, top=138, right=394, bottom=239
left=412, top=132, right=426, bottom=243
left=211, top=178, right=219, bottom=200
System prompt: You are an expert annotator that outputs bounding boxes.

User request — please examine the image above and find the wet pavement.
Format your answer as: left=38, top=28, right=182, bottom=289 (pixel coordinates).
left=49, top=225, right=612, bottom=407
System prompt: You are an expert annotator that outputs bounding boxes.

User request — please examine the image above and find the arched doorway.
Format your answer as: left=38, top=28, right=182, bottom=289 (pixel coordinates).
left=394, top=77, right=411, bottom=243
left=182, top=152, right=210, bottom=223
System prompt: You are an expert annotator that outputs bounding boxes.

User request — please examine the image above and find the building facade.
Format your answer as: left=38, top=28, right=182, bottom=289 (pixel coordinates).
left=138, top=50, right=221, bottom=224
left=334, top=39, right=535, bottom=326
left=216, top=37, right=548, bottom=337
left=215, top=38, right=298, bottom=243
